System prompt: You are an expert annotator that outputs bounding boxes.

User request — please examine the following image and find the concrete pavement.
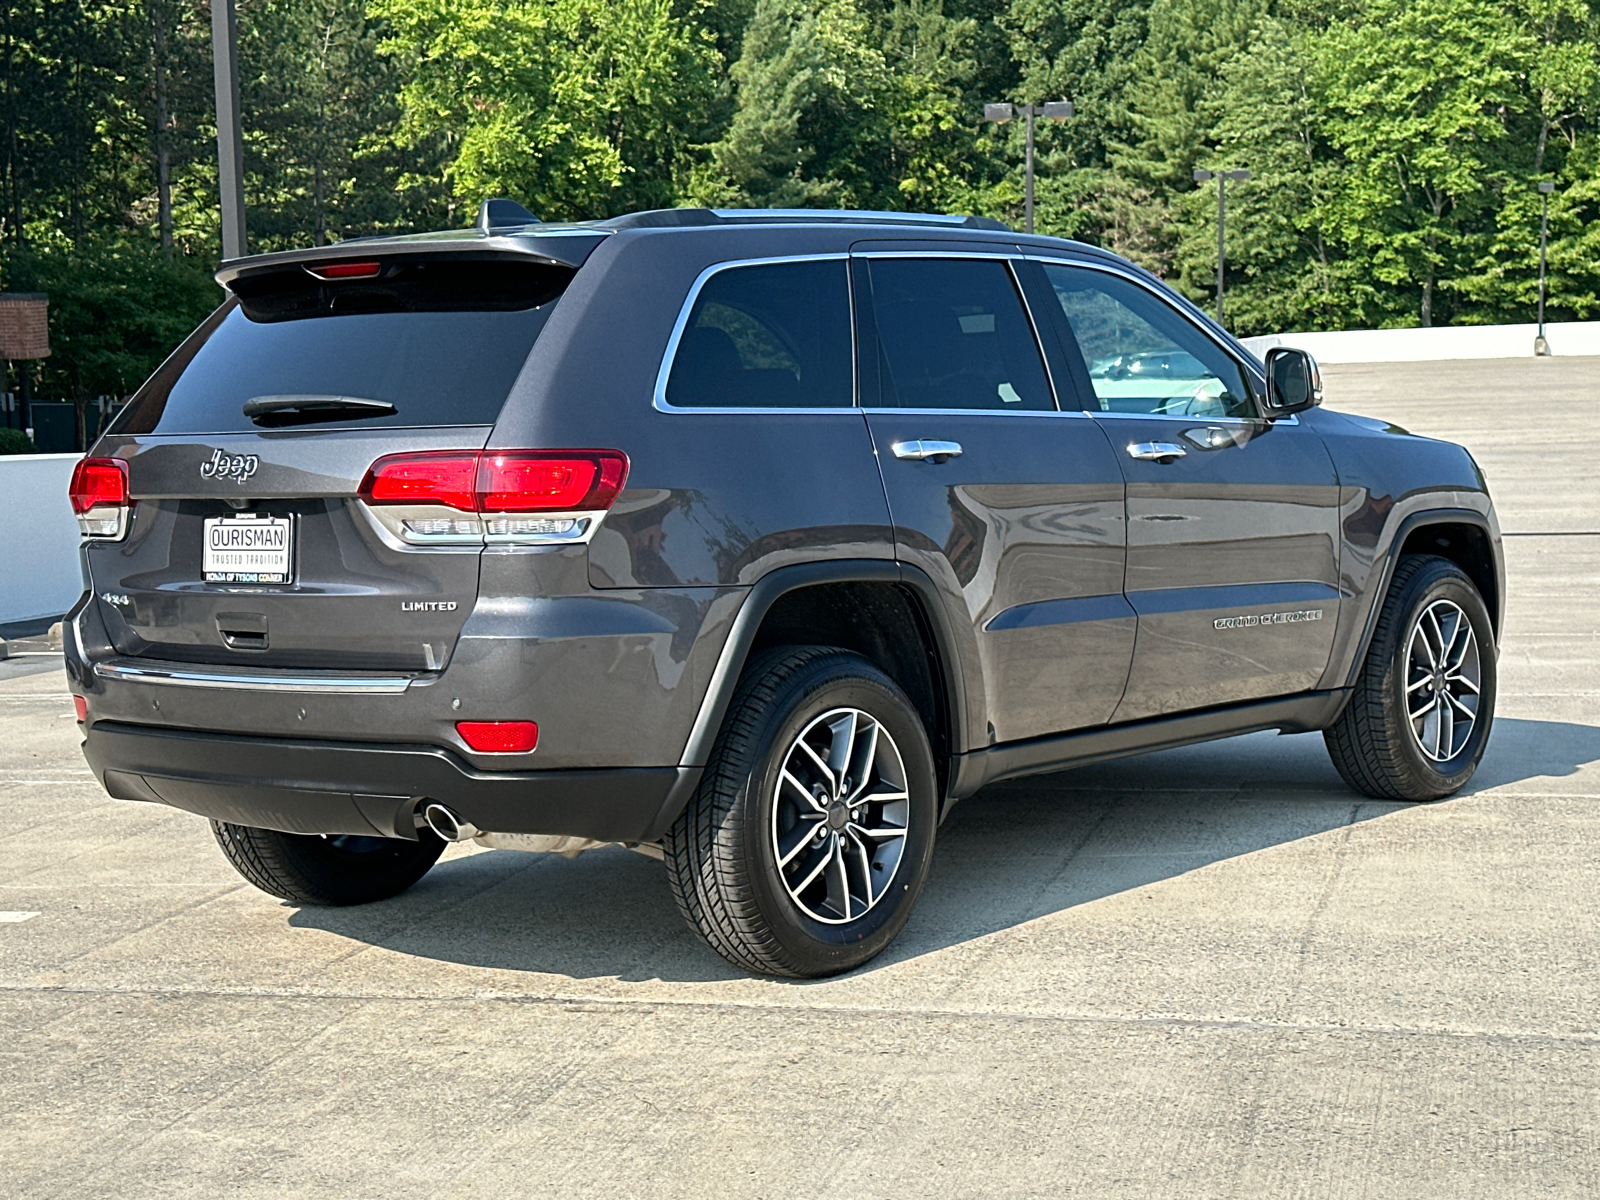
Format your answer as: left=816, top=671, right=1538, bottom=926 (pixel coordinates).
left=2, top=358, right=1597, bottom=1197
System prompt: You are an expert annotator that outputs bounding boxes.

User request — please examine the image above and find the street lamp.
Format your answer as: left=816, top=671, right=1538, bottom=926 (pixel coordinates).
left=1193, top=167, right=1250, bottom=326
left=984, top=100, right=1073, bottom=234
left=1536, top=180, right=1555, bottom=357
left=211, top=0, right=247, bottom=258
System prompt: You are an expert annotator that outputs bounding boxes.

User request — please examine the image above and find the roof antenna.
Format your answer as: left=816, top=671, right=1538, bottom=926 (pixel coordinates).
left=476, top=198, right=540, bottom=234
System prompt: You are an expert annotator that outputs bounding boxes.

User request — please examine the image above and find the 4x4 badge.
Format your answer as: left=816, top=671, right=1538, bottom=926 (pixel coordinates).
left=200, top=448, right=258, bottom=484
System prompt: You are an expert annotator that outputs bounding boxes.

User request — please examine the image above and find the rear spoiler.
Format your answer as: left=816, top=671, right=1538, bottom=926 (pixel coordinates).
left=215, top=230, right=609, bottom=292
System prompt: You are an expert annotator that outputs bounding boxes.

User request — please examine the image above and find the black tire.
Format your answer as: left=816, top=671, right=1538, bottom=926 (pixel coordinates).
left=211, top=822, right=446, bottom=906
left=1325, top=555, right=1497, bottom=801
left=664, top=646, right=939, bottom=978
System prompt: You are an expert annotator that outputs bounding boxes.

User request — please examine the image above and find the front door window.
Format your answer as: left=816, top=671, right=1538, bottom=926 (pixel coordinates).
left=1042, top=264, right=1255, bottom=419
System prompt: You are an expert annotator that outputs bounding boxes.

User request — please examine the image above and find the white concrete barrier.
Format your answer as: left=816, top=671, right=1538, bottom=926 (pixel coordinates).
left=1241, top=320, right=1600, bottom=364
left=0, top=454, right=84, bottom=627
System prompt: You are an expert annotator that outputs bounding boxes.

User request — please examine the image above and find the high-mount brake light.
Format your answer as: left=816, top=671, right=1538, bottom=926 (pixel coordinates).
left=456, top=720, right=539, bottom=753
left=68, top=457, right=130, bottom=538
left=305, top=261, right=382, bottom=280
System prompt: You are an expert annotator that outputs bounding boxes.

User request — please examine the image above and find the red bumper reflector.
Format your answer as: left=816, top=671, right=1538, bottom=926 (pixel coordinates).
left=456, top=720, right=538, bottom=753
left=73, top=695, right=87, bottom=723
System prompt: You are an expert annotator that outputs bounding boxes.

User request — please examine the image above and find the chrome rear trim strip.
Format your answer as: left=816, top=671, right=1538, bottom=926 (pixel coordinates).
left=92, top=658, right=416, bottom=694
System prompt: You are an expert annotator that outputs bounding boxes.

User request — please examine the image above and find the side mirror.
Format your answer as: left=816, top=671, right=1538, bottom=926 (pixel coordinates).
left=1263, top=346, right=1322, bottom=416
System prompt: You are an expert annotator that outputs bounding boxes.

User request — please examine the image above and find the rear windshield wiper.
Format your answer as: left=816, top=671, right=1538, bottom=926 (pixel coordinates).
left=243, top=394, right=397, bottom=427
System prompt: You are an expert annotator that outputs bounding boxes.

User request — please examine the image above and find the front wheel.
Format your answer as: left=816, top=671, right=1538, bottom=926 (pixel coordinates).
left=665, top=647, right=939, bottom=978
left=1325, top=554, right=1497, bottom=800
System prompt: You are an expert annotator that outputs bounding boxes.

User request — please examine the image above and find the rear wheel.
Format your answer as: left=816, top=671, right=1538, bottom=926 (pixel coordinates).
left=665, top=647, right=939, bottom=978
left=212, top=822, right=445, bottom=905
left=1324, top=555, right=1497, bottom=800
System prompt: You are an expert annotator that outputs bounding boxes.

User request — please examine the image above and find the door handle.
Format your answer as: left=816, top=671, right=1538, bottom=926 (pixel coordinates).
left=891, top=439, right=963, bottom=463
left=1126, top=441, right=1187, bottom=463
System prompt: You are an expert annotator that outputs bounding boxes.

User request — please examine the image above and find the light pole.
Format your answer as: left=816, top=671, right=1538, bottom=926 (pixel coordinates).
left=1193, top=167, right=1249, bottom=326
left=984, top=100, right=1073, bottom=234
left=1536, top=180, right=1555, bottom=356
left=211, top=0, right=247, bottom=259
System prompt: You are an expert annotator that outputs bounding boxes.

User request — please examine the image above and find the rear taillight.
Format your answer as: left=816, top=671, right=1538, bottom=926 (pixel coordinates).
left=68, top=457, right=130, bottom=539
left=456, top=720, right=538, bottom=753
left=479, top=451, right=627, bottom=512
left=360, top=452, right=478, bottom=511
left=359, top=450, right=628, bottom=545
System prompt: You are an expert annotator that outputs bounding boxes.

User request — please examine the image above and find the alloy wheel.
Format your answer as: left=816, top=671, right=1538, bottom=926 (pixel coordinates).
left=1404, top=598, right=1482, bottom=763
left=770, top=707, right=910, bottom=924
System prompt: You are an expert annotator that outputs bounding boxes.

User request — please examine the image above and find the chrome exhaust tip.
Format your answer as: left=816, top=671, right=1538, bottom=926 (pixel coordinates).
left=421, top=802, right=479, bottom=843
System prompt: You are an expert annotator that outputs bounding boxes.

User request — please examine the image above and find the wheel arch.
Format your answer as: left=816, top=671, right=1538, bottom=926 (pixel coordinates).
left=1340, top=507, right=1503, bottom=691
left=677, top=561, right=973, bottom=808
left=1395, top=519, right=1501, bottom=636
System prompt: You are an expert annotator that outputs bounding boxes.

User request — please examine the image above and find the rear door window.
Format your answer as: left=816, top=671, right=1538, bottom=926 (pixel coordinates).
left=663, top=259, right=853, bottom=409
left=861, top=257, right=1055, bottom=411
left=113, top=258, right=570, bottom=435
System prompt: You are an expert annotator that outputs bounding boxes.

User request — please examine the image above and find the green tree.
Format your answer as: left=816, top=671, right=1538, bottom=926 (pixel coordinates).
left=1313, top=0, right=1533, bottom=326
left=374, top=0, right=720, bottom=220
left=1173, top=17, right=1351, bottom=335
left=692, top=0, right=889, bottom=207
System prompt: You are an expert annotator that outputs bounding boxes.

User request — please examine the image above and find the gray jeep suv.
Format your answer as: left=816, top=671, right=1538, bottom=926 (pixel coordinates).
left=63, top=205, right=1503, bottom=977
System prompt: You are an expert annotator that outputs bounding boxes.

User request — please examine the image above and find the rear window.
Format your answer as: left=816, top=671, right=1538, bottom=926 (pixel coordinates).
left=112, top=257, right=571, bottom=435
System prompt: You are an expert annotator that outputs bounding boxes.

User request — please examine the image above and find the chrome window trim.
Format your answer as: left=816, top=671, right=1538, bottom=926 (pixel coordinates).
left=859, top=407, right=1090, bottom=419
left=652, top=254, right=858, bottom=415
left=93, top=658, right=419, bottom=694
left=1091, top=410, right=1298, bottom=427
left=1023, top=253, right=1270, bottom=416
left=852, top=251, right=1068, bottom=415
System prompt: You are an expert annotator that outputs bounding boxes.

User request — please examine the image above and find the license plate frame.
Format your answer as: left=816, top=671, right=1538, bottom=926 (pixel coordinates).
left=203, top=514, right=295, bottom=584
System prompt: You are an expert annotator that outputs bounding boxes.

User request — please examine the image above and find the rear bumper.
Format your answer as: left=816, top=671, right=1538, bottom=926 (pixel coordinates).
left=83, top=719, right=701, bottom=842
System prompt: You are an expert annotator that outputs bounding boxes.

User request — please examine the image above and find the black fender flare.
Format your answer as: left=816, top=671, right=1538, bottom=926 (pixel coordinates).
left=676, top=559, right=975, bottom=773
left=1336, top=505, right=1503, bottom=690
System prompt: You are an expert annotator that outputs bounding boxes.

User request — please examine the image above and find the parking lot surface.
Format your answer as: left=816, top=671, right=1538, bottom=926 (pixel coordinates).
left=3, top=358, right=1598, bottom=1198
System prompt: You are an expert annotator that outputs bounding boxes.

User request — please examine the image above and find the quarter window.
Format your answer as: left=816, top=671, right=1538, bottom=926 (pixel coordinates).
left=664, top=259, right=852, bottom=409
left=1042, top=263, right=1255, bottom=419
left=862, top=258, right=1055, bottom=411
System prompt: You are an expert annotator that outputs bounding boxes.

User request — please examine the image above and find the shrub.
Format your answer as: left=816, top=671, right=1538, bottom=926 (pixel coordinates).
left=0, top=428, right=38, bottom=455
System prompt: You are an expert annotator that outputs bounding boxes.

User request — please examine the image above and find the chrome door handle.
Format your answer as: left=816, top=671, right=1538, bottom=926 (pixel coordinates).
left=1126, top=441, right=1187, bottom=462
left=891, top=439, right=963, bottom=463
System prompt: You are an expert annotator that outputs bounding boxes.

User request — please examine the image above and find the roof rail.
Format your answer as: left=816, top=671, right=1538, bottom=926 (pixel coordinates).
left=589, top=207, right=1014, bottom=233
left=603, top=208, right=722, bottom=229
left=710, top=208, right=1013, bottom=232
left=477, top=198, right=540, bottom=233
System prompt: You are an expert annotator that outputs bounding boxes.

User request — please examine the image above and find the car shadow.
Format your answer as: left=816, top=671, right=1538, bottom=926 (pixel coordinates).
left=287, top=717, right=1600, bottom=983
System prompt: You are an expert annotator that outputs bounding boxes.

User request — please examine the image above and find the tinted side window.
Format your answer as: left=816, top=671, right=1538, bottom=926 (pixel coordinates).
left=863, top=258, right=1054, bottom=412
left=664, top=260, right=852, bottom=409
left=1042, top=263, right=1255, bottom=418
